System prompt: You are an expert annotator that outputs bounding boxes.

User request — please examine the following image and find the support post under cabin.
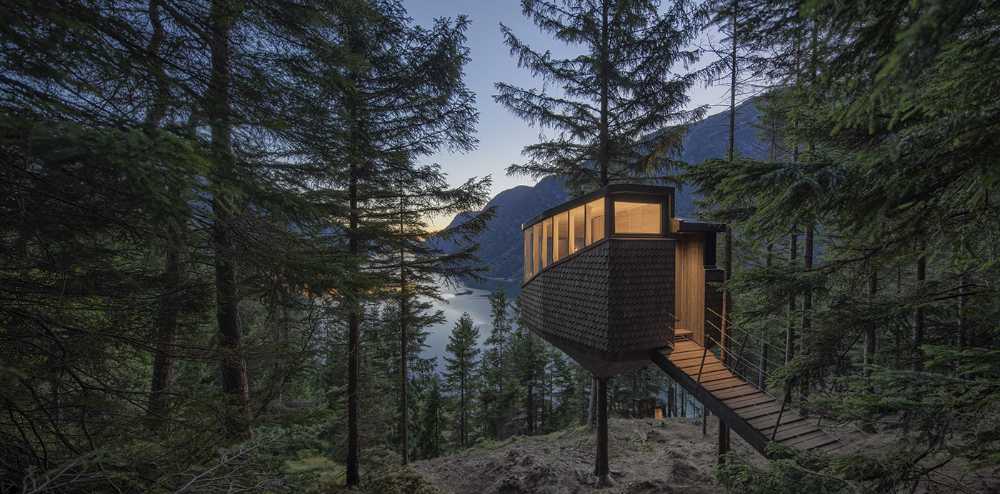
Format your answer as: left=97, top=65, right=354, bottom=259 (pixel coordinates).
left=595, top=376, right=610, bottom=486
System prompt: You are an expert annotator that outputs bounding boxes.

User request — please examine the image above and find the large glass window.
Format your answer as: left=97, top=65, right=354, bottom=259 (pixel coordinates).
left=542, top=218, right=553, bottom=267
left=569, top=205, right=585, bottom=253
left=554, top=212, right=569, bottom=261
left=586, top=199, right=605, bottom=244
left=532, top=223, right=542, bottom=274
left=523, top=228, right=532, bottom=281
left=614, top=201, right=661, bottom=234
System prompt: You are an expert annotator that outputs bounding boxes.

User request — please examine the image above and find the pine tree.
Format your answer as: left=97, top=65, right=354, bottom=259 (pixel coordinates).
left=496, top=0, right=703, bottom=190
left=480, top=290, right=514, bottom=438
left=282, top=0, right=485, bottom=483
left=444, top=313, right=481, bottom=448
left=416, top=374, right=446, bottom=459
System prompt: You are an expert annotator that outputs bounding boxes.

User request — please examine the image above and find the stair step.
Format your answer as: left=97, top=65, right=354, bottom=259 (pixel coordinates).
left=781, top=431, right=835, bottom=450
left=703, top=378, right=746, bottom=392
left=713, top=384, right=760, bottom=400
left=680, top=361, right=727, bottom=375
left=752, top=414, right=806, bottom=432
left=669, top=348, right=705, bottom=360
left=772, top=421, right=821, bottom=441
left=696, top=370, right=736, bottom=383
left=738, top=403, right=785, bottom=420
left=726, top=394, right=775, bottom=409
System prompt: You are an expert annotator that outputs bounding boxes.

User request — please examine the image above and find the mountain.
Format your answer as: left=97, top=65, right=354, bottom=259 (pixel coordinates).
left=434, top=174, right=568, bottom=283
left=438, top=99, right=765, bottom=284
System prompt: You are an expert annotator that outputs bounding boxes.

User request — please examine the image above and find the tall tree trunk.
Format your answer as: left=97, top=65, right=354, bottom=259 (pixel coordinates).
left=786, top=231, right=798, bottom=364
left=399, top=191, right=409, bottom=464
left=864, top=263, right=878, bottom=384
left=148, top=244, right=183, bottom=425
left=913, top=248, right=926, bottom=371
left=598, top=0, right=610, bottom=186
left=526, top=380, right=535, bottom=435
left=346, top=158, right=361, bottom=485
left=588, top=375, right=598, bottom=430
left=461, top=371, right=467, bottom=446
left=957, top=236, right=968, bottom=349
left=727, top=0, right=738, bottom=165
left=145, top=0, right=182, bottom=428
left=800, top=224, right=813, bottom=400
left=399, top=265, right=408, bottom=463
left=723, top=0, right=738, bottom=371
left=208, top=0, right=250, bottom=440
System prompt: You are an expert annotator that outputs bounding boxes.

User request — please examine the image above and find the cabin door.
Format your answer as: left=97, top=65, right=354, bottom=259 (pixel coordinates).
left=674, top=235, right=705, bottom=346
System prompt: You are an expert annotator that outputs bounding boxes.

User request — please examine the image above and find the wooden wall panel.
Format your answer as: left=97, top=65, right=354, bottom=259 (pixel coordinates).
left=674, top=236, right=705, bottom=345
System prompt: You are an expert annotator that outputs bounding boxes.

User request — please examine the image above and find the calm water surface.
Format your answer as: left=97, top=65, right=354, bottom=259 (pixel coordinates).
left=421, top=281, right=518, bottom=367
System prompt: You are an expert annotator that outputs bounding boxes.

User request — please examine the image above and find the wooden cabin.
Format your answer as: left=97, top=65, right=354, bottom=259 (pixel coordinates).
left=520, top=184, right=725, bottom=377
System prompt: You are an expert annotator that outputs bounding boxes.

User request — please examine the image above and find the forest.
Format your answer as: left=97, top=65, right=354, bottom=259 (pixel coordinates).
left=1, top=0, right=998, bottom=493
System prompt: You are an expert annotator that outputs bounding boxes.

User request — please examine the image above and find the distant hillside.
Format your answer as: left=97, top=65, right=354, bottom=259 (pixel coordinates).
left=436, top=99, right=765, bottom=283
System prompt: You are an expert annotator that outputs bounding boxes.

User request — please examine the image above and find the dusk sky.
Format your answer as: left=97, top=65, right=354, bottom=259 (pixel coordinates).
left=401, top=1, right=730, bottom=227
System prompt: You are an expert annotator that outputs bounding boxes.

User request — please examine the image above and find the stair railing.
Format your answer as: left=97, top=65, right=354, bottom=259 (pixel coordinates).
left=702, top=308, right=809, bottom=441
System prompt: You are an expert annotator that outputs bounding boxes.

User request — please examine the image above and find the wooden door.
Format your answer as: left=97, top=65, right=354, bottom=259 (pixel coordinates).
left=674, top=235, right=705, bottom=345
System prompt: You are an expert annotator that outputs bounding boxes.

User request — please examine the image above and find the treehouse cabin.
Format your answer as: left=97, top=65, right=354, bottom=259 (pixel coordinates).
left=520, top=184, right=726, bottom=377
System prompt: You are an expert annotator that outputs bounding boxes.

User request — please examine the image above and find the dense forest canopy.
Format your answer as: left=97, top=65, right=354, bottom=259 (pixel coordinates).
left=1, top=0, right=999, bottom=493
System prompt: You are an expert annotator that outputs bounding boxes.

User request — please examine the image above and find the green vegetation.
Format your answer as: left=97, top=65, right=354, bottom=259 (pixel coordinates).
left=2, top=0, right=999, bottom=492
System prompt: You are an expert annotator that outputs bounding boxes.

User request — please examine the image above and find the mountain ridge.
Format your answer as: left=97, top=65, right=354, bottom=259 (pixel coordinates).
left=437, top=100, right=765, bottom=283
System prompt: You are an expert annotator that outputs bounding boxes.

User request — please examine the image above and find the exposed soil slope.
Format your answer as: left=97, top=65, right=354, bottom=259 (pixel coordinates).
left=414, top=418, right=751, bottom=494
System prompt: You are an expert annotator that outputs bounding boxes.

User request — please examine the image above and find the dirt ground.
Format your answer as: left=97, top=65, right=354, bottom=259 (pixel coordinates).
left=413, top=418, right=752, bottom=494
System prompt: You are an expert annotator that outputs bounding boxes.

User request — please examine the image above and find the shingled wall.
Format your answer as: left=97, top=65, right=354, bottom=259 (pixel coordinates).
left=521, top=238, right=675, bottom=356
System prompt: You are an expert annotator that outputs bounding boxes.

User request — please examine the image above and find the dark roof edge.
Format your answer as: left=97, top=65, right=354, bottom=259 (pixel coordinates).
left=674, top=218, right=726, bottom=232
left=521, top=183, right=675, bottom=230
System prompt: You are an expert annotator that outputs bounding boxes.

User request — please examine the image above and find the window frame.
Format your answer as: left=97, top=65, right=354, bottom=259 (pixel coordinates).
left=521, top=186, right=673, bottom=285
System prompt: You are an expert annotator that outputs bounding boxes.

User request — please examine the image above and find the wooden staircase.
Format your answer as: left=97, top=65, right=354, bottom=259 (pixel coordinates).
left=650, top=336, right=842, bottom=456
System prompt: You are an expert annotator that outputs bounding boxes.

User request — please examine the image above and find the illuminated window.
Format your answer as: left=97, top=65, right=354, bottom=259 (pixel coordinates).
left=523, top=228, right=532, bottom=281
left=613, top=201, right=661, bottom=234
left=542, top=218, right=553, bottom=267
left=570, top=205, right=585, bottom=253
left=586, top=199, right=605, bottom=244
left=532, top=222, right=542, bottom=273
left=554, top=212, right=569, bottom=261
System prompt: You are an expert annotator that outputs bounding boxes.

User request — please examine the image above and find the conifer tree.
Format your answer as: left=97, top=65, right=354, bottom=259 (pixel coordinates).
left=444, top=313, right=481, bottom=448
left=496, top=0, right=703, bottom=190
left=480, top=290, right=514, bottom=438
left=416, top=374, right=447, bottom=459
left=282, top=0, right=486, bottom=483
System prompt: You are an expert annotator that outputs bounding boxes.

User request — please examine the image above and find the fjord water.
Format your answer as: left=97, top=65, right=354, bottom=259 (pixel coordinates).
left=422, top=281, right=519, bottom=367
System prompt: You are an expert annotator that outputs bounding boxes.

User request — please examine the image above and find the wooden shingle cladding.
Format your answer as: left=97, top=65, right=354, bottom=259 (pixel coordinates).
left=518, top=184, right=731, bottom=377
left=520, top=237, right=675, bottom=376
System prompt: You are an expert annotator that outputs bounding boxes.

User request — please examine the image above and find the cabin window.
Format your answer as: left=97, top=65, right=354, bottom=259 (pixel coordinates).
left=532, top=222, right=542, bottom=274
left=614, top=201, right=661, bottom=234
left=541, top=218, right=552, bottom=268
left=570, top=205, right=585, bottom=253
left=554, top=212, right=569, bottom=261
left=586, top=199, right=605, bottom=244
left=523, top=228, right=532, bottom=281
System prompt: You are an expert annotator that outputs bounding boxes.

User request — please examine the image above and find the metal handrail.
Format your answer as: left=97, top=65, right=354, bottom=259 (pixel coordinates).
left=707, top=307, right=784, bottom=353
left=689, top=326, right=799, bottom=441
left=703, top=314, right=784, bottom=381
left=702, top=318, right=779, bottom=382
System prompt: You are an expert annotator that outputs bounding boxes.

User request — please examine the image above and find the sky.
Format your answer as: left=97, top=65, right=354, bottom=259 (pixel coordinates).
left=401, top=1, right=730, bottom=227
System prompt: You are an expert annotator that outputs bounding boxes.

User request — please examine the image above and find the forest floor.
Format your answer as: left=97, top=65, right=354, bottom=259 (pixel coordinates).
left=412, top=417, right=754, bottom=494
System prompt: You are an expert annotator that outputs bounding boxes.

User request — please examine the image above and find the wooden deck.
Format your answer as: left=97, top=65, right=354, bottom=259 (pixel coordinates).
left=650, top=337, right=841, bottom=456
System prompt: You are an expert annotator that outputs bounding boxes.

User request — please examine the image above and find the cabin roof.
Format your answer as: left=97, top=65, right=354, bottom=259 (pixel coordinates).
left=672, top=218, right=726, bottom=233
left=522, top=183, right=675, bottom=231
